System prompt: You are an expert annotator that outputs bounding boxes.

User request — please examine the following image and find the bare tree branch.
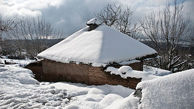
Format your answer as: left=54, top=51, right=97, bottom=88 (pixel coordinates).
left=141, top=0, right=191, bottom=72
left=97, top=3, right=140, bottom=39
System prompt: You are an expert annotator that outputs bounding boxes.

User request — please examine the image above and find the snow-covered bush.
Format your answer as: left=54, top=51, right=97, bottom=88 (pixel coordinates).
left=137, top=69, right=194, bottom=109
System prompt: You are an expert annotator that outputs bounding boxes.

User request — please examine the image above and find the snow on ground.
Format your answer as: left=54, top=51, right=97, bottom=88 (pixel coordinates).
left=0, top=65, right=70, bottom=108
left=137, top=69, right=194, bottom=109
left=0, top=64, right=139, bottom=109
left=50, top=83, right=138, bottom=109
left=0, top=59, right=193, bottom=109
left=0, top=57, right=35, bottom=67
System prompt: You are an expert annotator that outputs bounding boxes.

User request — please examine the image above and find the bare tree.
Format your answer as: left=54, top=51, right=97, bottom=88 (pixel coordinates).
left=97, top=3, right=140, bottom=39
left=0, top=16, right=16, bottom=55
left=189, top=25, right=194, bottom=47
left=188, top=25, right=194, bottom=69
left=141, top=0, right=191, bottom=72
left=9, top=17, right=63, bottom=58
left=98, top=4, right=121, bottom=27
left=0, top=17, right=15, bottom=34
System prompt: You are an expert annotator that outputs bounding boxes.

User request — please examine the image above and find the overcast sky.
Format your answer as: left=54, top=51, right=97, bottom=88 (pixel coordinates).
left=0, top=0, right=193, bottom=37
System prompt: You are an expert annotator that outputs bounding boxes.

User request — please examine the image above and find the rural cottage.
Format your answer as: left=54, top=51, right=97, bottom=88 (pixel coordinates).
left=27, top=19, right=157, bottom=89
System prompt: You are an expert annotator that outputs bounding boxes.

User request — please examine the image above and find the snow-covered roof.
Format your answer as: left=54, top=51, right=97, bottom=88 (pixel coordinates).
left=137, top=69, right=194, bottom=109
left=38, top=24, right=157, bottom=65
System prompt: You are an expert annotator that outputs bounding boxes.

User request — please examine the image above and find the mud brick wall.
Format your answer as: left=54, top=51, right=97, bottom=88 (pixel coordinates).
left=128, top=61, right=143, bottom=71
left=107, top=61, right=143, bottom=71
left=42, top=60, right=141, bottom=89
left=42, top=60, right=89, bottom=84
left=88, top=67, right=141, bottom=89
left=27, top=59, right=142, bottom=89
left=25, top=61, right=43, bottom=81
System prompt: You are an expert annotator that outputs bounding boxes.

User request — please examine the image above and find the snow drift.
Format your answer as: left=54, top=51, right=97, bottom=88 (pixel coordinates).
left=137, top=69, right=194, bottom=109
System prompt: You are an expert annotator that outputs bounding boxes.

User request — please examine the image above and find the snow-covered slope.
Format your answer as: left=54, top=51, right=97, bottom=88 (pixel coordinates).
left=137, top=69, right=194, bottom=109
left=38, top=24, right=156, bottom=65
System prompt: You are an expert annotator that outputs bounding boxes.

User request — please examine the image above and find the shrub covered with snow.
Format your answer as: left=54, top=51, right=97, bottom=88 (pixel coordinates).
left=137, top=69, right=194, bottom=109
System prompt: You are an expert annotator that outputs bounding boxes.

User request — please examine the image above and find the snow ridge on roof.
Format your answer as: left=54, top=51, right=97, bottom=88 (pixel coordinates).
left=38, top=24, right=157, bottom=65
left=86, top=18, right=100, bottom=25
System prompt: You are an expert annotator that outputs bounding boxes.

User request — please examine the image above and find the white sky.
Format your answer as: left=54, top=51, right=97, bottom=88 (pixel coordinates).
left=0, top=0, right=193, bottom=36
